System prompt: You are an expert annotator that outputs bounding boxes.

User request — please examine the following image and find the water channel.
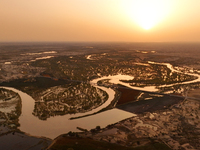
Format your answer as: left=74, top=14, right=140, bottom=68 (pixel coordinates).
left=1, top=61, right=200, bottom=139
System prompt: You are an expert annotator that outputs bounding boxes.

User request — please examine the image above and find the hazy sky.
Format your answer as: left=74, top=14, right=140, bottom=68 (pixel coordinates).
left=0, top=0, right=200, bottom=42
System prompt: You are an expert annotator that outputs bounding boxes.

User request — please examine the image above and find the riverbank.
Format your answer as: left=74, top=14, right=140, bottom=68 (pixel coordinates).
left=48, top=88, right=200, bottom=149
left=1, top=60, right=200, bottom=139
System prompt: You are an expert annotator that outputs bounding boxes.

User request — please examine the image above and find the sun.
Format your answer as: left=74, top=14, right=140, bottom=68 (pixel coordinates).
left=122, top=0, right=172, bottom=30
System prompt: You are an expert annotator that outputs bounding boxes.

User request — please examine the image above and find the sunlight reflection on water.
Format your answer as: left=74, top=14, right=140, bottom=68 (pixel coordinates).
left=1, top=61, right=200, bottom=139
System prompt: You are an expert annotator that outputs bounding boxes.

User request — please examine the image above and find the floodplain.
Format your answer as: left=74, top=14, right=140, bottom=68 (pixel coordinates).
left=0, top=42, right=200, bottom=149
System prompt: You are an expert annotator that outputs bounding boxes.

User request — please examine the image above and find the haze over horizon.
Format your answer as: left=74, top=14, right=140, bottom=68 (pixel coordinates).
left=1, top=0, right=200, bottom=42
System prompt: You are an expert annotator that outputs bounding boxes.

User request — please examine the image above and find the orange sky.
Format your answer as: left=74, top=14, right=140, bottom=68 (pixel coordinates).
left=0, top=0, right=200, bottom=42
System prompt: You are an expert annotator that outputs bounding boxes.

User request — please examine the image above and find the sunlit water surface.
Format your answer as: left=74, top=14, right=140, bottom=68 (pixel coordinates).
left=1, top=61, right=200, bottom=139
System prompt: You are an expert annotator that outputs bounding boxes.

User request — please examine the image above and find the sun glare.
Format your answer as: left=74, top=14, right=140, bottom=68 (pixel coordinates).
left=122, top=0, right=172, bottom=30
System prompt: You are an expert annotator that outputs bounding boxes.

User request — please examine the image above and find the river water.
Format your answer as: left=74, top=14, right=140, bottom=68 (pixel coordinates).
left=1, top=76, right=135, bottom=139
left=1, top=61, right=200, bottom=139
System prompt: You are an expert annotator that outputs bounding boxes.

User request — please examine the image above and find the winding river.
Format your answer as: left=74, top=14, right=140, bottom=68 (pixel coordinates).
left=1, top=75, right=136, bottom=139
left=1, top=61, right=200, bottom=139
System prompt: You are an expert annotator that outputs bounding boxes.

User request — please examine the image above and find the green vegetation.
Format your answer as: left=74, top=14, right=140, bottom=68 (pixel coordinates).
left=31, top=53, right=196, bottom=86
left=2, top=51, right=198, bottom=120
left=0, top=88, right=21, bottom=129
left=32, top=83, right=108, bottom=120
